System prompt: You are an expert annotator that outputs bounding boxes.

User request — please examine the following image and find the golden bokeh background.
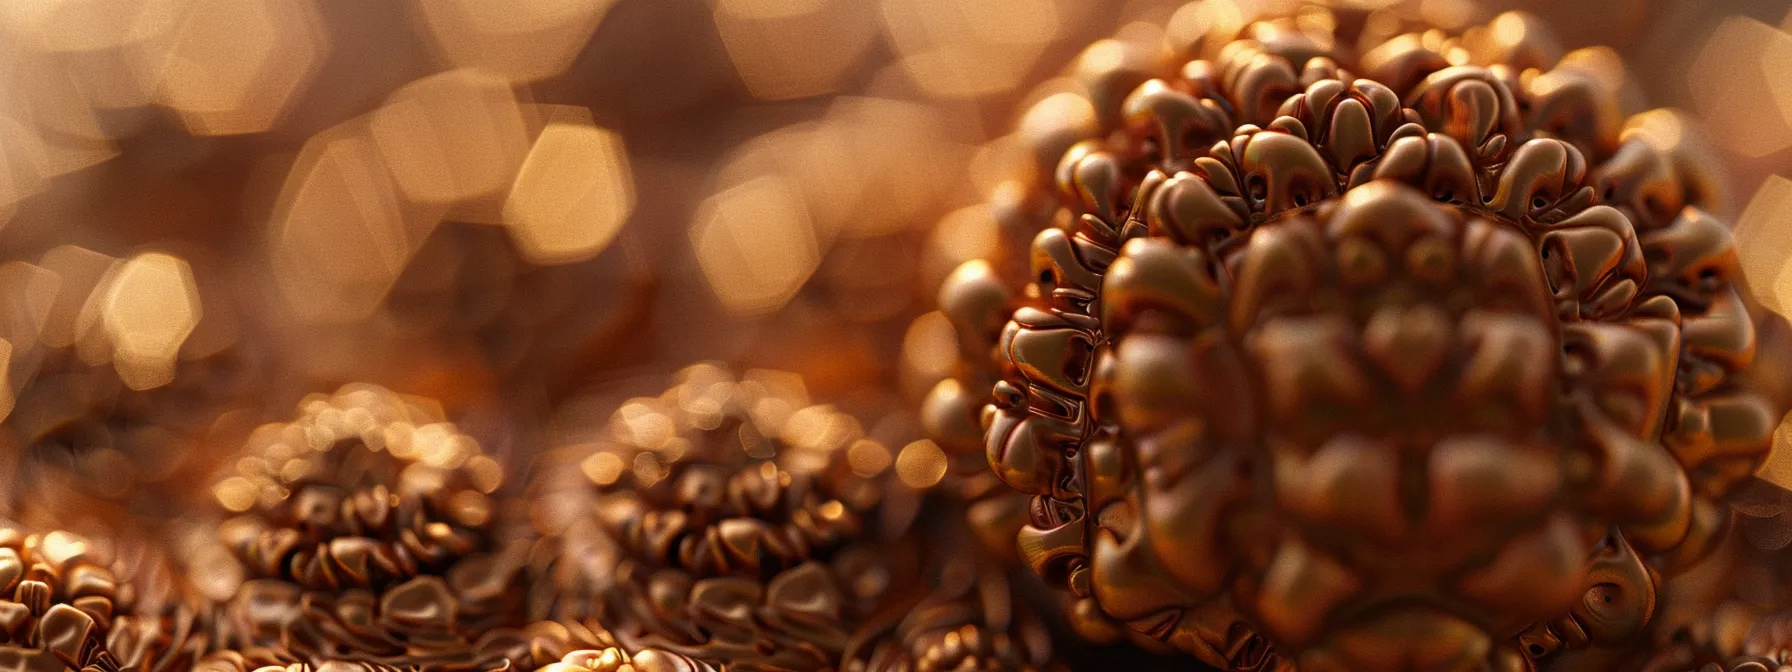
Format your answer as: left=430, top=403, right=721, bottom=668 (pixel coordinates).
left=3, top=0, right=1792, bottom=516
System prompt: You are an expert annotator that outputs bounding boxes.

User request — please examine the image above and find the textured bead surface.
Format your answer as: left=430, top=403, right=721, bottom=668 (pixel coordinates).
left=206, top=385, right=524, bottom=671
left=0, top=527, right=122, bottom=672
left=528, top=364, right=1060, bottom=672
left=914, top=5, right=1787, bottom=670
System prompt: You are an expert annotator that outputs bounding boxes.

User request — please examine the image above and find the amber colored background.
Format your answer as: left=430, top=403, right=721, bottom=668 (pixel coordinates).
left=1, top=0, right=1790, bottom=514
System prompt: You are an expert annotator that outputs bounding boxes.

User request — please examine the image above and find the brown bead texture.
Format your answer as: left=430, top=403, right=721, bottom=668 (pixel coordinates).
left=531, top=364, right=1057, bottom=672
left=919, top=5, right=1785, bottom=671
left=0, top=527, right=122, bottom=672
left=208, top=384, right=521, bottom=670
left=537, top=363, right=901, bottom=670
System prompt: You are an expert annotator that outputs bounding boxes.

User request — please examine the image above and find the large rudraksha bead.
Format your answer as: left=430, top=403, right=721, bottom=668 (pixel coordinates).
left=204, top=384, right=523, bottom=670
left=918, top=4, right=1786, bottom=670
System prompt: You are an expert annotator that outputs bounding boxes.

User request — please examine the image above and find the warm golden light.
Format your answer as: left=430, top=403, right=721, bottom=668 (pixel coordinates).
left=895, top=438, right=948, bottom=489
left=927, top=203, right=998, bottom=278
left=157, top=0, right=327, bottom=135
left=101, top=252, right=202, bottom=390
left=691, top=175, right=820, bottom=316
left=1017, top=90, right=1098, bottom=173
left=409, top=0, right=617, bottom=83
left=1688, top=17, right=1792, bottom=157
left=713, top=0, right=876, bottom=101
left=901, top=310, right=957, bottom=385
left=505, top=117, right=635, bottom=265
left=1735, top=175, right=1792, bottom=315
left=0, top=4, right=1787, bottom=672
left=1163, top=0, right=1246, bottom=57
left=881, top=0, right=1060, bottom=98
left=0, top=261, right=58, bottom=355
left=0, top=116, right=52, bottom=229
left=1765, top=414, right=1792, bottom=491
left=213, top=475, right=257, bottom=512
left=0, top=338, right=12, bottom=422
left=36, top=246, right=117, bottom=349
left=846, top=438, right=892, bottom=477
left=271, top=122, right=426, bottom=322
left=580, top=450, right=626, bottom=486
left=371, top=69, right=531, bottom=208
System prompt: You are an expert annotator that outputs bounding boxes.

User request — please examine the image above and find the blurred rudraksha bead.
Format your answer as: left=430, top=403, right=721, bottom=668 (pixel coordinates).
left=105, top=536, right=223, bottom=672
left=1626, top=600, right=1792, bottom=672
left=1582, top=480, right=1792, bottom=672
left=838, top=555, right=1058, bottom=672
left=917, top=4, right=1788, bottom=670
left=0, top=526, right=121, bottom=672
left=528, top=363, right=1058, bottom=671
left=207, top=384, right=524, bottom=671
left=1, top=339, right=265, bottom=533
left=526, top=363, right=910, bottom=668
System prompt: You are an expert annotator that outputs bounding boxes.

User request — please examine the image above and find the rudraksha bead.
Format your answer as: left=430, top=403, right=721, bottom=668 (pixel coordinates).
left=206, top=384, right=523, bottom=671
left=920, top=4, right=1786, bottom=670
left=529, top=364, right=1058, bottom=671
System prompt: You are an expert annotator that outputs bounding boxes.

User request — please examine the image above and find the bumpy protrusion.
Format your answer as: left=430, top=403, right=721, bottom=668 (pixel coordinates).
left=913, top=4, right=1785, bottom=670
left=532, top=364, right=1057, bottom=672
left=206, top=384, right=523, bottom=671
left=0, top=526, right=123, bottom=672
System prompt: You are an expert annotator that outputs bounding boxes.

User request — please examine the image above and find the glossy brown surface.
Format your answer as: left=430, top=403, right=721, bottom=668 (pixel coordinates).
left=206, top=385, right=525, bottom=671
left=0, top=1, right=1787, bottom=671
left=917, top=4, right=1790, bottom=671
left=0, top=528, right=123, bottom=672
left=527, top=364, right=1058, bottom=672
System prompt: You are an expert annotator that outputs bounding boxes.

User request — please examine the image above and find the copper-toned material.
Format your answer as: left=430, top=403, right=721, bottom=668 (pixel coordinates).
left=0, top=1, right=1790, bottom=671
left=528, top=363, right=905, bottom=669
left=1591, top=480, right=1792, bottom=671
left=106, top=539, right=221, bottom=672
left=916, top=4, right=1787, bottom=670
left=1, top=341, right=263, bottom=531
left=529, top=364, right=1057, bottom=672
left=838, top=560, right=1056, bottom=672
left=0, top=527, right=121, bottom=672
left=541, top=648, right=717, bottom=672
left=206, top=385, right=523, bottom=671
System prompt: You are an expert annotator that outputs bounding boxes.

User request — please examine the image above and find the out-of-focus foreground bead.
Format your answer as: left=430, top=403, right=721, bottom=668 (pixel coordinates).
left=526, top=363, right=1059, bottom=672
left=205, top=384, right=523, bottom=670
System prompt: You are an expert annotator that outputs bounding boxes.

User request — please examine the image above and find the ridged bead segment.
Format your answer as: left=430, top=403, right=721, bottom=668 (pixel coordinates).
left=207, top=384, right=522, bottom=671
left=531, top=364, right=1058, bottom=672
left=913, top=4, right=1786, bottom=670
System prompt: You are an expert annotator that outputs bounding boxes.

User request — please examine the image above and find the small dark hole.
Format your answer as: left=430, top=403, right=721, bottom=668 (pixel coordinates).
left=1603, top=186, right=1616, bottom=201
left=1602, top=593, right=1614, bottom=604
left=1532, top=196, right=1549, bottom=209
left=1529, top=645, right=1545, bottom=656
left=1293, top=193, right=1307, bottom=206
left=1039, top=270, right=1054, bottom=285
